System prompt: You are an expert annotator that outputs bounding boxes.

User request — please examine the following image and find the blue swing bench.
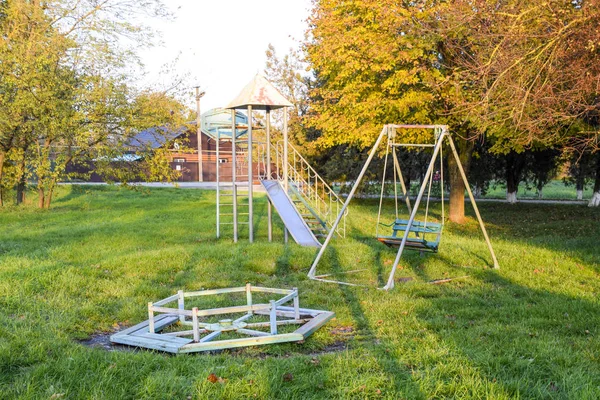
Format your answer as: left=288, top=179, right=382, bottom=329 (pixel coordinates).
left=377, top=219, right=442, bottom=252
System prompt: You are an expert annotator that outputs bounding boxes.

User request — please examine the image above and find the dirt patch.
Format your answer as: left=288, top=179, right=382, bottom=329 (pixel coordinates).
left=79, top=324, right=138, bottom=352
left=307, top=341, right=348, bottom=355
left=78, top=332, right=136, bottom=352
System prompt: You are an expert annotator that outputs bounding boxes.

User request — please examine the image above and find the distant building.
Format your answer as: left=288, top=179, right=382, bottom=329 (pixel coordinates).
left=68, top=108, right=260, bottom=183
left=167, top=108, right=250, bottom=182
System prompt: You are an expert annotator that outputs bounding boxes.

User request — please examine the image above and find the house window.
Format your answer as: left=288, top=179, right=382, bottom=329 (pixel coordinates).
left=175, top=165, right=182, bottom=171
left=174, top=158, right=186, bottom=163
left=219, top=158, right=228, bottom=164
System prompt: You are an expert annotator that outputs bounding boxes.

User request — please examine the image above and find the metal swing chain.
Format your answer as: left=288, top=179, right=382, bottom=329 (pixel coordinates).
left=440, top=129, right=445, bottom=225
left=393, top=147, right=399, bottom=220
left=375, top=137, right=391, bottom=238
left=423, top=129, right=442, bottom=237
left=422, top=154, right=435, bottom=237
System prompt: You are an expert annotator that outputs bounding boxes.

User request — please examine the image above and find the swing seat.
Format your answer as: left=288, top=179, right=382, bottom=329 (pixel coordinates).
left=377, top=219, right=442, bottom=252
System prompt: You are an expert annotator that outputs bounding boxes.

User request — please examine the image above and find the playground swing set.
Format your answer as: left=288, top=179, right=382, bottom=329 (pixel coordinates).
left=307, top=124, right=500, bottom=291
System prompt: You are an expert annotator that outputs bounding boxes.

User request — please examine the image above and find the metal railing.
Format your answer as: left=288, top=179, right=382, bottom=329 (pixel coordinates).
left=273, top=140, right=347, bottom=238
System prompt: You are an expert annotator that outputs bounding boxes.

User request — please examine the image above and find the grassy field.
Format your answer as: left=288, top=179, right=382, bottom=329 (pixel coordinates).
left=0, top=185, right=599, bottom=399
left=481, top=180, right=594, bottom=200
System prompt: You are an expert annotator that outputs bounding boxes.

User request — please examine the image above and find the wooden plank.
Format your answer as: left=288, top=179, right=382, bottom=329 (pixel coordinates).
left=155, top=303, right=272, bottom=318
left=245, top=319, right=308, bottom=328
left=129, top=316, right=179, bottom=337
left=250, top=286, right=294, bottom=295
left=110, top=334, right=183, bottom=353
left=273, top=291, right=298, bottom=307
left=233, top=313, right=253, bottom=324
left=195, top=303, right=271, bottom=317
left=162, top=330, right=199, bottom=337
left=295, top=312, right=336, bottom=338
left=150, top=306, right=192, bottom=316
left=111, top=314, right=173, bottom=337
left=278, top=306, right=326, bottom=316
left=199, top=331, right=221, bottom=343
left=183, top=287, right=247, bottom=297
left=153, top=294, right=180, bottom=306
left=178, top=333, right=304, bottom=353
left=136, top=333, right=194, bottom=345
left=237, top=328, right=270, bottom=337
left=253, top=309, right=298, bottom=319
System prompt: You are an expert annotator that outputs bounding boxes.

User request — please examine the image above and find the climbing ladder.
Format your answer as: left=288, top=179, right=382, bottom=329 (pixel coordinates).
left=216, top=136, right=266, bottom=242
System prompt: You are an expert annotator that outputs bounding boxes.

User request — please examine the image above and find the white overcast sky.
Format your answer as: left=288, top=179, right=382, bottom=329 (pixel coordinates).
left=138, top=0, right=313, bottom=111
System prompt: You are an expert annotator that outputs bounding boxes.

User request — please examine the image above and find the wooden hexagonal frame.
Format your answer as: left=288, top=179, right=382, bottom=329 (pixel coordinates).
left=110, top=284, right=335, bottom=353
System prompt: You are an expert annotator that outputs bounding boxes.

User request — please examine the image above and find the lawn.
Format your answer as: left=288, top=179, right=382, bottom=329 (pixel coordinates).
left=0, top=185, right=599, bottom=399
left=481, top=180, right=594, bottom=201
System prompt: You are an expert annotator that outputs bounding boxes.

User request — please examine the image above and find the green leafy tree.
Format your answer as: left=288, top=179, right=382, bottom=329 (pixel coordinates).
left=0, top=0, right=190, bottom=208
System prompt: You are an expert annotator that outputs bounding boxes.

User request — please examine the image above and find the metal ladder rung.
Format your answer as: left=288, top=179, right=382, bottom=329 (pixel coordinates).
left=219, top=213, right=249, bottom=216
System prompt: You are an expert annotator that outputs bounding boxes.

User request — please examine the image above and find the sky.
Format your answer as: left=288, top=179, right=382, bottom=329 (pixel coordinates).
left=138, top=0, right=313, bottom=112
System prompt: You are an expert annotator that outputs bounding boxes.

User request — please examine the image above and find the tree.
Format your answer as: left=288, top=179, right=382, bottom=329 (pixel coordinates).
left=304, top=0, right=442, bottom=149
left=0, top=0, right=189, bottom=208
left=437, top=0, right=600, bottom=205
left=563, top=149, right=596, bottom=201
left=303, top=0, right=500, bottom=222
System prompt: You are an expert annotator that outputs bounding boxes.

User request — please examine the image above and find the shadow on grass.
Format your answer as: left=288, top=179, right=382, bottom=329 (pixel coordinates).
left=411, top=269, right=600, bottom=398
left=320, top=247, right=426, bottom=398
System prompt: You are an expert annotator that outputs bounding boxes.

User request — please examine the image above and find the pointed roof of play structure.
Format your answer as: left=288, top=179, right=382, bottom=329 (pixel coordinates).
left=226, top=74, right=293, bottom=110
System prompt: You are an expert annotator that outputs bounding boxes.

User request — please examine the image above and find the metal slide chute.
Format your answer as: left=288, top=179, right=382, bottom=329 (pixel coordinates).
left=261, top=180, right=321, bottom=247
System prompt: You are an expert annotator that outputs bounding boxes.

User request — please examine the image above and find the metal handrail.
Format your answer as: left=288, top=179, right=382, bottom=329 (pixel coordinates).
left=272, top=140, right=347, bottom=238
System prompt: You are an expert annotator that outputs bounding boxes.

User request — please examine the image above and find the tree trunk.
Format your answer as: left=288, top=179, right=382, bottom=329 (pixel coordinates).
left=16, top=178, right=26, bottom=204
left=576, top=168, right=585, bottom=200
left=589, top=153, right=600, bottom=207
left=505, top=151, right=525, bottom=204
left=15, top=155, right=28, bottom=205
left=38, top=188, right=45, bottom=209
left=0, top=151, right=4, bottom=207
left=448, top=139, right=474, bottom=223
left=43, top=178, right=57, bottom=209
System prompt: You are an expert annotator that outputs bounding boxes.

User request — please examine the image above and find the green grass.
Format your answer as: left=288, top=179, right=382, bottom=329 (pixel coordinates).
left=0, top=185, right=599, bottom=399
left=481, top=180, right=594, bottom=200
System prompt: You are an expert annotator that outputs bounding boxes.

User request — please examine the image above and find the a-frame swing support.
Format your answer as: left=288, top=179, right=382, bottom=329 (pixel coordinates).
left=307, top=124, right=500, bottom=291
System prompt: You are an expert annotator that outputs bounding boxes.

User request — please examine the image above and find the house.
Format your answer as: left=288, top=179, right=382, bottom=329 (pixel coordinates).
left=66, top=108, right=263, bottom=183
left=167, top=108, right=251, bottom=182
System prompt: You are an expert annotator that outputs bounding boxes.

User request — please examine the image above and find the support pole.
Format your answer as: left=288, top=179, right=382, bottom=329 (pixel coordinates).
left=148, top=302, right=155, bottom=333
left=266, top=108, right=273, bottom=242
left=247, top=105, right=254, bottom=243
left=293, top=287, right=300, bottom=320
left=216, top=127, right=220, bottom=238
left=283, top=108, right=289, bottom=244
left=192, top=307, right=200, bottom=342
left=246, top=283, right=253, bottom=316
left=231, top=110, right=238, bottom=243
left=392, top=148, right=412, bottom=214
left=447, top=135, right=500, bottom=269
left=383, top=131, right=445, bottom=291
left=269, top=300, right=278, bottom=335
left=195, top=87, right=204, bottom=182
left=177, top=290, right=185, bottom=324
left=308, top=126, right=389, bottom=278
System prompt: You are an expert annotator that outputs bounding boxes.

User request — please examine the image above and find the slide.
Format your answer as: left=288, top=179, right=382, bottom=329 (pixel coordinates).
left=261, top=180, right=321, bottom=247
